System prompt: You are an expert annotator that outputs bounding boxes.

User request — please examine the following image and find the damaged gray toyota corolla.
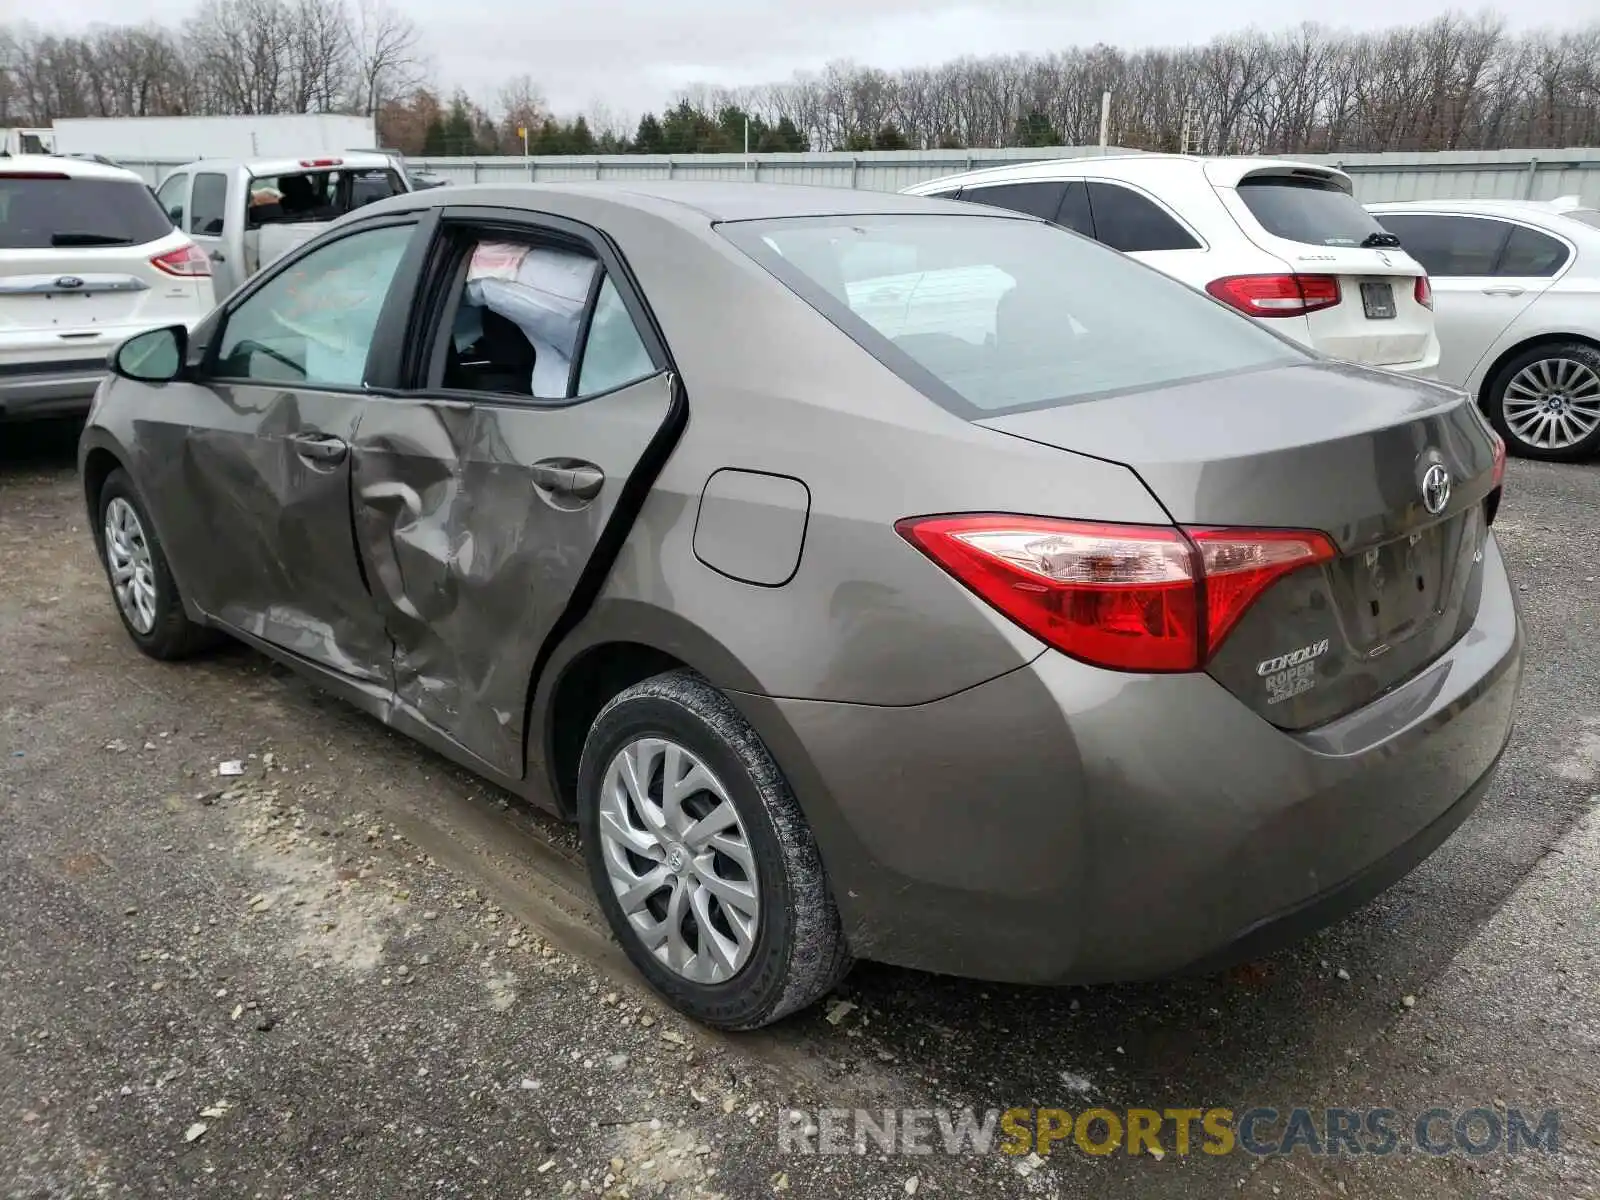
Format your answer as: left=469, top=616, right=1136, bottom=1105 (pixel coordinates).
left=79, top=181, right=1522, bottom=1030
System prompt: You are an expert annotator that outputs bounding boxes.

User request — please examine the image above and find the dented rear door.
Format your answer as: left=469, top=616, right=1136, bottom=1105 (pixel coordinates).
left=349, top=209, right=682, bottom=780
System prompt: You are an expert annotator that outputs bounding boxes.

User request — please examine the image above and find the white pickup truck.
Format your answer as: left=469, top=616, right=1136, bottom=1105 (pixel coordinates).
left=151, top=152, right=412, bottom=300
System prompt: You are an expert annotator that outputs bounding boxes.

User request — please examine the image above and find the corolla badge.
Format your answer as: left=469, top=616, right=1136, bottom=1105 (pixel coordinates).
left=55, top=276, right=84, bottom=289
left=1421, top=463, right=1451, bottom=515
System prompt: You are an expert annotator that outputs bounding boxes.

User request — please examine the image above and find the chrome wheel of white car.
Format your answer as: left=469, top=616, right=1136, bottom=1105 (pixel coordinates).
left=597, top=736, right=760, bottom=984
left=1488, top=342, right=1600, bottom=463
left=104, top=496, right=158, bottom=634
left=1502, top=357, right=1600, bottom=452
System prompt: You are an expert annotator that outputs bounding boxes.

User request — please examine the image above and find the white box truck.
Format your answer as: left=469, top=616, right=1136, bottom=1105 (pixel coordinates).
left=48, top=114, right=378, bottom=163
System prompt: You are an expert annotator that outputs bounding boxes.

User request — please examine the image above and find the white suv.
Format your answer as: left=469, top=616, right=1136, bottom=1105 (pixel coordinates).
left=904, top=154, right=1441, bottom=378
left=1, top=155, right=216, bottom=421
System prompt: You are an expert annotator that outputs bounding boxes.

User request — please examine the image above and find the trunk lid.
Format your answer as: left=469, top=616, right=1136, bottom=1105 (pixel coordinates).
left=1207, top=164, right=1435, bottom=368
left=979, top=361, right=1501, bottom=728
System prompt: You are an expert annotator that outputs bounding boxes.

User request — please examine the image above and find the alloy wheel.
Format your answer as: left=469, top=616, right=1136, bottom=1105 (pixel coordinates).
left=1502, top=357, right=1600, bottom=451
left=596, top=736, right=760, bottom=984
left=104, top=497, right=158, bottom=635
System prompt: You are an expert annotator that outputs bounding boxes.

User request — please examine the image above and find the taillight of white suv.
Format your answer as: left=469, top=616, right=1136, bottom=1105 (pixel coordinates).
left=151, top=242, right=211, bottom=277
left=1206, top=274, right=1341, bottom=318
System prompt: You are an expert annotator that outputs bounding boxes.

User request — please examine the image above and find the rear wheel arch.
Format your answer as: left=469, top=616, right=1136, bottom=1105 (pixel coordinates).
left=541, top=641, right=690, bottom=819
left=1476, top=331, right=1600, bottom=408
left=529, top=601, right=769, bottom=817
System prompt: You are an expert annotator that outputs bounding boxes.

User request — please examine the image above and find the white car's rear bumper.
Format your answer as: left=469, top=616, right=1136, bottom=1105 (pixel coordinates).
left=0, top=357, right=107, bottom=419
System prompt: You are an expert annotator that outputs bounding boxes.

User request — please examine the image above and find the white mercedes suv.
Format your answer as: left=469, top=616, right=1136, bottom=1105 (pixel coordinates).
left=1, top=155, right=215, bottom=422
left=903, top=154, right=1441, bottom=379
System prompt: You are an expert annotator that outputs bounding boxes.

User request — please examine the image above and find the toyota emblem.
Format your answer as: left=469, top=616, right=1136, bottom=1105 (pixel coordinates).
left=1421, top=463, right=1451, bottom=515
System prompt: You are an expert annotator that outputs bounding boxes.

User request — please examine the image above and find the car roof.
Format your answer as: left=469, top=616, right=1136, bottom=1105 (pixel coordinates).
left=169, top=152, right=401, bottom=175
left=903, top=153, right=1354, bottom=194
left=0, top=153, right=144, bottom=183
left=1368, top=198, right=1594, bottom=216
left=364, top=179, right=1019, bottom=226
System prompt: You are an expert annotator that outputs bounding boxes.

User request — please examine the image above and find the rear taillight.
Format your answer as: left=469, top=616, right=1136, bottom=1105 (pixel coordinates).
left=896, top=515, right=1337, bottom=673
left=151, top=242, right=210, bottom=277
left=1206, top=274, right=1341, bottom=318
left=299, top=158, right=343, bottom=167
left=1414, top=275, right=1434, bottom=310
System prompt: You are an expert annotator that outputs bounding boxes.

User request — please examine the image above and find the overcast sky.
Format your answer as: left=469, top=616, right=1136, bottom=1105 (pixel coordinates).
left=50, top=0, right=1591, bottom=121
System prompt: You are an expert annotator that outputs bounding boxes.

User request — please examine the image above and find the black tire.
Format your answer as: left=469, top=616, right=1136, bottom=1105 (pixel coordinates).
left=1484, top=341, right=1600, bottom=463
left=577, top=669, right=852, bottom=1029
left=95, top=469, right=219, bottom=661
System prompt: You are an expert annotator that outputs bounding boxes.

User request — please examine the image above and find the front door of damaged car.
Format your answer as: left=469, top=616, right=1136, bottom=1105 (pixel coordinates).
left=147, top=219, right=421, bottom=688
left=348, top=214, right=675, bottom=780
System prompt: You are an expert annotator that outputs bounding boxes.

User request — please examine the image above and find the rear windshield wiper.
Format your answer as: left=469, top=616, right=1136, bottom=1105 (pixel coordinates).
left=50, top=232, right=135, bottom=246
left=1360, top=231, right=1403, bottom=248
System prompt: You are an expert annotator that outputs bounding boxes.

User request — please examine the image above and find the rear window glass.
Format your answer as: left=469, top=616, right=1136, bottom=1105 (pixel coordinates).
left=1087, top=182, right=1201, bottom=251
left=247, top=168, right=405, bottom=227
left=1560, top=209, right=1600, bottom=231
left=1373, top=214, right=1506, bottom=277
left=1499, top=225, right=1569, bottom=277
left=0, top=176, right=174, bottom=249
left=960, top=182, right=1067, bottom=222
left=719, top=214, right=1305, bottom=417
left=1236, top=177, right=1390, bottom=248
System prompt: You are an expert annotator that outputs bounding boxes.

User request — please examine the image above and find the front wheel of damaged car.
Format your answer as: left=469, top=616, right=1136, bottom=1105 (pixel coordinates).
left=577, top=669, right=852, bottom=1029
left=96, top=468, right=218, bottom=661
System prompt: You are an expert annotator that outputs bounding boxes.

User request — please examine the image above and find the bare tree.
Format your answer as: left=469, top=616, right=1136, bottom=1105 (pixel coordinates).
left=350, top=0, right=425, bottom=117
left=4, top=10, right=1600, bottom=153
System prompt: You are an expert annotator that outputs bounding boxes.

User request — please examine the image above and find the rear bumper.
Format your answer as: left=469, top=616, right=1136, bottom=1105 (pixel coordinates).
left=732, top=534, right=1522, bottom=984
left=1369, top=350, right=1441, bottom=380
left=0, top=359, right=106, bottom=420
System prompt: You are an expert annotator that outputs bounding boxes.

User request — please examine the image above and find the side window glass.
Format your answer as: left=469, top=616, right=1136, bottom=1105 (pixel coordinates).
left=214, top=223, right=413, bottom=386
left=577, top=276, right=657, bottom=396
left=441, top=239, right=600, bottom=400
left=189, top=173, right=227, bottom=237
left=1054, top=182, right=1094, bottom=237
left=960, top=182, right=1068, bottom=222
left=1087, top=182, right=1201, bottom=252
left=1378, top=214, right=1506, bottom=277
left=1498, top=225, right=1569, bottom=278
left=155, top=174, right=187, bottom=228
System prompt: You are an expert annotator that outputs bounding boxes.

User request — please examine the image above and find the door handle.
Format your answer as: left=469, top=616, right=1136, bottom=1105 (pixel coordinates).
left=208, top=250, right=227, bottom=263
left=292, top=433, right=348, bottom=463
left=1481, top=285, right=1525, bottom=296
left=530, top=459, right=605, bottom=501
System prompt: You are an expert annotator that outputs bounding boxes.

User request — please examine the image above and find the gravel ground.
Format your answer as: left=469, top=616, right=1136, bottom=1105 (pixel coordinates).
left=1, top=417, right=1597, bottom=1199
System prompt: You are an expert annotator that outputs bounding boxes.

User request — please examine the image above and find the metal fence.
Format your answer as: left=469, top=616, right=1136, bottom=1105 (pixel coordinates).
left=117, top=145, right=1600, bottom=206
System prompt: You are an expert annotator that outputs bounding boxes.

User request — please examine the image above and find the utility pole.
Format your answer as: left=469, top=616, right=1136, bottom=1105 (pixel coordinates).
left=1180, top=102, right=1193, bottom=155
left=1098, top=91, right=1111, bottom=151
left=519, top=124, right=531, bottom=180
